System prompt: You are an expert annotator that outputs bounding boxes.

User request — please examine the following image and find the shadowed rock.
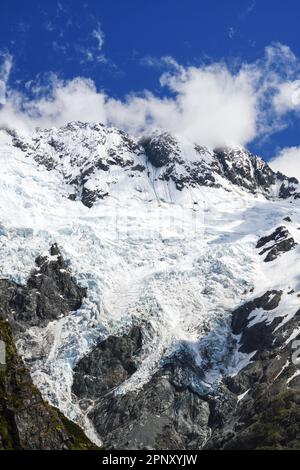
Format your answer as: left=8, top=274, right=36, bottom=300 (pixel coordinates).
left=0, top=244, right=86, bottom=331
left=140, top=133, right=181, bottom=168
left=73, top=326, right=142, bottom=399
left=0, top=319, right=97, bottom=450
left=206, top=292, right=300, bottom=450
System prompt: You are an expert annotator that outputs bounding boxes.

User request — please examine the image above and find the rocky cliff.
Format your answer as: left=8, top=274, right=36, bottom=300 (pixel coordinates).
left=0, top=319, right=96, bottom=450
left=0, top=245, right=96, bottom=450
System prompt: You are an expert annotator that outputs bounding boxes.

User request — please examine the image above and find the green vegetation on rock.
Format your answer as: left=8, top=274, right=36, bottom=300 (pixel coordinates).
left=0, top=319, right=98, bottom=450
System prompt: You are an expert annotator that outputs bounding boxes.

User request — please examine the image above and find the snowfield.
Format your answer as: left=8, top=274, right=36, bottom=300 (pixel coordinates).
left=0, top=125, right=299, bottom=444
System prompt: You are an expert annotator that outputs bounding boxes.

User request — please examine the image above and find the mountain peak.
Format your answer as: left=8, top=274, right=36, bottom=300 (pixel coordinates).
left=3, top=122, right=300, bottom=208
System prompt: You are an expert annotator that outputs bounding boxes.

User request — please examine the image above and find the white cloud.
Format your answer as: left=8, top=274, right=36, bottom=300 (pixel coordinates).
left=270, top=146, right=300, bottom=180
left=273, top=80, right=300, bottom=113
left=0, top=77, right=106, bottom=133
left=76, top=23, right=112, bottom=66
left=105, top=64, right=258, bottom=148
left=2, top=42, right=300, bottom=157
left=48, top=15, right=109, bottom=67
left=0, top=66, right=257, bottom=147
left=0, top=52, right=13, bottom=105
left=265, top=42, right=297, bottom=67
left=92, top=24, right=105, bottom=51
left=140, top=55, right=183, bottom=71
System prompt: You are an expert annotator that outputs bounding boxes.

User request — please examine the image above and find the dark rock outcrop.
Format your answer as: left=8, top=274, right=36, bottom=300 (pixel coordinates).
left=81, top=187, right=109, bottom=208
left=231, top=290, right=283, bottom=355
left=0, top=244, right=86, bottom=331
left=140, top=133, right=181, bottom=168
left=88, top=365, right=211, bottom=450
left=232, top=290, right=282, bottom=334
left=72, top=289, right=300, bottom=451
left=278, top=175, right=299, bottom=199
left=72, top=326, right=213, bottom=450
left=73, top=326, right=142, bottom=400
left=0, top=319, right=96, bottom=450
left=257, top=226, right=290, bottom=249
left=205, top=291, right=300, bottom=450
left=140, top=137, right=300, bottom=199
left=264, top=238, right=297, bottom=262
left=214, top=147, right=276, bottom=194
left=256, top=226, right=297, bottom=262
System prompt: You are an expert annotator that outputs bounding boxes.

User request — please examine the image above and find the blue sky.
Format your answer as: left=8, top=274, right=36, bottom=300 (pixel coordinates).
left=1, top=0, right=300, bottom=169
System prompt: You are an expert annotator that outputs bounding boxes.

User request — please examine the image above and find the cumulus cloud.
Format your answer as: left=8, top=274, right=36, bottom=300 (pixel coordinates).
left=264, top=42, right=297, bottom=72
left=0, top=77, right=107, bottom=132
left=105, top=63, right=258, bottom=147
left=273, top=80, right=300, bottom=113
left=270, top=146, right=300, bottom=180
left=0, top=65, right=258, bottom=147
left=2, top=43, right=300, bottom=152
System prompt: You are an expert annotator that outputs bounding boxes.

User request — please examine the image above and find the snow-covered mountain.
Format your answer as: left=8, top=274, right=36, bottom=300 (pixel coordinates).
left=8, top=122, right=299, bottom=207
left=0, top=122, right=299, bottom=449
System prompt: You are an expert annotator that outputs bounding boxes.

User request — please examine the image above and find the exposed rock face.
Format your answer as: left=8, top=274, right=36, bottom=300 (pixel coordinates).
left=73, top=335, right=212, bottom=450
left=0, top=244, right=86, bottom=331
left=214, top=147, right=276, bottom=193
left=278, top=175, right=300, bottom=199
left=257, top=226, right=291, bottom=249
left=256, top=226, right=297, bottom=262
left=0, top=245, right=96, bottom=450
left=140, top=133, right=182, bottom=168
left=231, top=290, right=283, bottom=354
left=141, top=136, right=300, bottom=198
left=72, top=287, right=300, bottom=450
left=206, top=293, right=300, bottom=450
left=81, top=187, right=109, bottom=208
left=88, top=365, right=211, bottom=450
left=9, top=123, right=145, bottom=208
left=0, top=320, right=96, bottom=450
left=214, top=147, right=299, bottom=199
left=73, top=326, right=142, bottom=399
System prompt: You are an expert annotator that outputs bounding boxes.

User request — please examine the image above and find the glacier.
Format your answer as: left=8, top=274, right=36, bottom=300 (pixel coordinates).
left=0, top=123, right=299, bottom=444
